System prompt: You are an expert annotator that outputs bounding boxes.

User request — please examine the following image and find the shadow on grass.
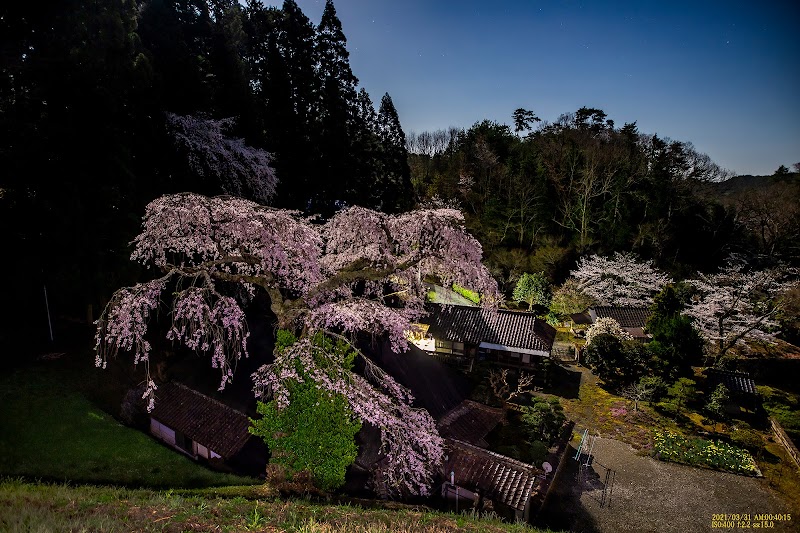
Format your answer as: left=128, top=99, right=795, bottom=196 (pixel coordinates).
left=539, top=364, right=582, bottom=400
left=0, top=362, right=257, bottom=490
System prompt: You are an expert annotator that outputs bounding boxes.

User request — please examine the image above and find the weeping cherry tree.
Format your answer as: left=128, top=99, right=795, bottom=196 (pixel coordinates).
left=94, top=193, right=499, bottom=496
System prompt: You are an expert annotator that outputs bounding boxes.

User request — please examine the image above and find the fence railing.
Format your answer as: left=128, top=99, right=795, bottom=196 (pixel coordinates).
left=769, top=416, right=800, bottom=471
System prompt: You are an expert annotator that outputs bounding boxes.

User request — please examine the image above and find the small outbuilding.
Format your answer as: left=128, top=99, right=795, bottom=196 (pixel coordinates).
left=704, top=368, right=759, bottom=412
left=440, top=438, right=542, bottom=522
left=149, top=381, right=264, bottom=473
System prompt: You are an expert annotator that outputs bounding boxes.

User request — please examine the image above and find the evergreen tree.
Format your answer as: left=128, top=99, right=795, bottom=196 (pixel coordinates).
left=270, top=0, right=319, bottom=209
left=377, top=93, right=412, bottom=212
left=313, top=0, right=360, bottom=213
left=350, top=88, right=384, bottom=208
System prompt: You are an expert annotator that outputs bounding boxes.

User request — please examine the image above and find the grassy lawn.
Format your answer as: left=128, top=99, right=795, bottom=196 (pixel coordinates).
left=0, top=362, right=254, bottom=488
left=550, top=367, right=676, bottom=450
left=0, top=479, right=555, bottom=532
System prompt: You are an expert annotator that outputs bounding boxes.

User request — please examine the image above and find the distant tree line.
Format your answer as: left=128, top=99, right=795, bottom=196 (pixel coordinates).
left=407, top=109, right=800, bottom=291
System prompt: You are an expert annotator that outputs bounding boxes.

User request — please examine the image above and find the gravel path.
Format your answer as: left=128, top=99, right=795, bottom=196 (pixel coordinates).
left=538, top=437, right=795, bottom=533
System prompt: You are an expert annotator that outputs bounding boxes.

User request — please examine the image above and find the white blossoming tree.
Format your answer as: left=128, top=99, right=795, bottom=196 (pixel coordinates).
left=686, top=258, right=797, bottom=361
left=571, top=252, right=671, bottom=307
left=585, top=317, right=634, bottom=346
left=94, top=193, right=499, bottom=497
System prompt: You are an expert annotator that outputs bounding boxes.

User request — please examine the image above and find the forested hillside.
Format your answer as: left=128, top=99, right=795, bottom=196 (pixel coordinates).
left=407, top=115, right=800, bottom=292
left=0, top=0, right=411, bottom=348
left=1, top=0, right=797, bottom=350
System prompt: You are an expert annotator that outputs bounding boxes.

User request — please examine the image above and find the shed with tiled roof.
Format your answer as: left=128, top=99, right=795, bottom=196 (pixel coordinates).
left=149, top=382, right=253, bottom=461
left=705, top=369, right=758, bottom=396
left=441, top=438, right=542, bottom=521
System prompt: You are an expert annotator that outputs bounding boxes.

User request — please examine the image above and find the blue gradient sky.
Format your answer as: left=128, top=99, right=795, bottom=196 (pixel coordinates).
left=265, top=0, right=799, bottom=176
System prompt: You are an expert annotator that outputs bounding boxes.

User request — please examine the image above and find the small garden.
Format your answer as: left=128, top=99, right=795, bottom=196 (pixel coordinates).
left=653, top=430, right=759, bottom=475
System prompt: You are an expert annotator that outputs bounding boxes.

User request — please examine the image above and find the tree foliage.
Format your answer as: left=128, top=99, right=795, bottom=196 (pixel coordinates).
left=166, top=113, right=277, bottom=203
left=249, top=332, right=361, bottom=492
left=571, top=252, right=671, bottom=307
left=512, top=272, right=551, bottom=310
left=95, top=193, right=499, bottom=497
left=705, top=383, right=730, bottom=421
left=646, top=284, right=704, bottom=379
left=549, top=279, right=594, bottom=316
left=585, top=317, right=633, bottom=346
left=582, top=334, right=646, bottom=388
left=520, top=397, right=565, bottom=445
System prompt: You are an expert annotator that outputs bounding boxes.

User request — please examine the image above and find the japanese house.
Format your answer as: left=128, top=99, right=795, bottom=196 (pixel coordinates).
left=409, top=303, right=557, bottom=368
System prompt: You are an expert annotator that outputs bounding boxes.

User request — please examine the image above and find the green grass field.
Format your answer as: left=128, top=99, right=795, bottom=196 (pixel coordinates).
left=0, top=478, right=556, bottom=532
left=0, top=363, right=253, bottom=488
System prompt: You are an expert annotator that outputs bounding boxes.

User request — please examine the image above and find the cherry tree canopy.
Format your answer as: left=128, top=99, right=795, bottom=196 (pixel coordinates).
left=166, top=113, right=278, bottom=203
left=685, top=258, right=797, bottom=359
left=570, top=252, right=671, bottom=307
left=95, top=193, right=499, bottom=496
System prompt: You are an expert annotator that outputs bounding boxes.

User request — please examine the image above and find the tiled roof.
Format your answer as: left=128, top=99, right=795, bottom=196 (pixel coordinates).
left=150, top=382, right=252, bottom=459
left=443, top=439, right=540, bottom=511
left=425, top=304, right=557, bottom=353
left=705, top=369, right=758, bottom=395
left=592, top=306, right=652, bottom=329
left=437, top=400, right=504, bottom=448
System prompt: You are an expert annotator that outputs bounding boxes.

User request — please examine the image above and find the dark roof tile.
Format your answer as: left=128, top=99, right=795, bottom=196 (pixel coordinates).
left=151, top=382, right=252, bottom=459
left=437, top=400, right=504, bottom=448
left=705, top=369, right=758, bottom=395
left=591, top=306, right=651, bottom=329
left=425, top=304, right=556, bottom=353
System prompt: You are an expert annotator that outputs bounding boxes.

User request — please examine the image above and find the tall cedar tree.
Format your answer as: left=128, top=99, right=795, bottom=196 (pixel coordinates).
left=377, top=93, right=413, bottom=212
left=313, top=0, right=359, bottom=213
left=270, top=0, right=319, bottom=209
left=0, top=0, right=157, bottom=341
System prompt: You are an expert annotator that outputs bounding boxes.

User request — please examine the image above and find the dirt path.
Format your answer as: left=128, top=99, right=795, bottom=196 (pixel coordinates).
left=538, top=437, right=795, bottom=533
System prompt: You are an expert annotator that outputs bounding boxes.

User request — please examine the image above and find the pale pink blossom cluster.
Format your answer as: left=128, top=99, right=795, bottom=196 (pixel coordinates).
left=308, top=300, right=425, bottom=353
left=571, top=252, right=671, bottom=306
left=96, top=193, right=499, bottom=495
left=686, top=258, right=797, bottom=357
left=166, top=113, right=278, bottom=203
left=94, top=278, right=167, bottom=368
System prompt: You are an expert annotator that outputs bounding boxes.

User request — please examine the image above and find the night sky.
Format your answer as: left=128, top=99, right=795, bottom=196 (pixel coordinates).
left=266, top=0, right=799, bottom=176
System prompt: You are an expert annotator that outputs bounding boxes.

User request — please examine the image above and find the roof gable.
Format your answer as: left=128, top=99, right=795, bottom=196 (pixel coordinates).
left=150, top=382, right=252, bottom=459
left=425, top=304, right=556, bottom=352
